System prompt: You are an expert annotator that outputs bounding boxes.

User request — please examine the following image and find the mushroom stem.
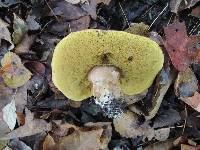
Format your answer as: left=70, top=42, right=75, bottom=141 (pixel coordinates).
left=88, top=66, right=125, bottom=118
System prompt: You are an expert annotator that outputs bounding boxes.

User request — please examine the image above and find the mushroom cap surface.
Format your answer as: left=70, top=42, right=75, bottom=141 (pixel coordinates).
left=52, top=29, right=164, bottom=101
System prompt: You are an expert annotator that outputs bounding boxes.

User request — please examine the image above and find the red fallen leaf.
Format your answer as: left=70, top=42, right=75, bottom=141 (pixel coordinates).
left=164, top=21, right=200, bottom=71
left=183, top=92, right=200, bottom=112
left=164, top=21, right=189, bottom=71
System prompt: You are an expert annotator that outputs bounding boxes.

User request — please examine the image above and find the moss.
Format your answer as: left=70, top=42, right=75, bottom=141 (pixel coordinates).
left=52, top=29, right=164, bottom=101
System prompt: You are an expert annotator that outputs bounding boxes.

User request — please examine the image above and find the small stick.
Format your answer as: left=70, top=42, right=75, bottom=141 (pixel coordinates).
left=149, top=3, right=169, bottom=29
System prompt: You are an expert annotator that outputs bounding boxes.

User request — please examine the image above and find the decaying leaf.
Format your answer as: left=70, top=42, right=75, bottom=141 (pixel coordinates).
left=49, top=1, right=87, bottom=20
left=12, top=14, right=28, bottom=45
left=164, top=21, right=200, bottom=71
left=0, top=19, right=14, bottom=50
left=2, top=100, right=17, bottom=130
left=174, top=68, right=198, bottom=99
left=153, top=108, right=181, bottom=128
left=81, top=0, right=111, bottom=19
left=183, top=92, right=200, bottom=112
left=65, top=0, right=88, bottom=4
left=8, top=139, right=32, bottom=150
left=69, top=15, right=90, bottom=32
left=191, top=6, right=200, bottom=18
left=144, top=139, right=174, bottom=150
left=14, top=34, right=36, bottom=54
left=26, top=15, right=41, bottom=31
left=43, top=134, right=56, bottom=150
left=113, top=111, right=154, bottom=140
left=181, top=144, right=200, bottom=150
left=125, top=22, right=149, bottom=36
left=58, top=127, right=103, bottom=150
left=170, top=0, right=199, bottom=13
left=1, top=109, right=52, bottom=140
left=1, top=52, right=32, bottom=88
left=154, top=128, right=170, bottom=141
left=145, top=62, right=175, bottom=120
left=84, top=122, right=112, bottom=149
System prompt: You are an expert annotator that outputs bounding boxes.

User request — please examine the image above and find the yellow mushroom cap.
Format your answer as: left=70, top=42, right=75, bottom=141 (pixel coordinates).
left=52, top=29, right=164, bottom=101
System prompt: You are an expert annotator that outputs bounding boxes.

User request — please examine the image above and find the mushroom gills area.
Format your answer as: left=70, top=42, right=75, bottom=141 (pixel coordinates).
left=88, top=66, right=126, bottom=118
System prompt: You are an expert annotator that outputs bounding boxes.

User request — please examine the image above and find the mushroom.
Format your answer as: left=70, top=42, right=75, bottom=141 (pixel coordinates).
left=52, top=29, right=164, bottom=118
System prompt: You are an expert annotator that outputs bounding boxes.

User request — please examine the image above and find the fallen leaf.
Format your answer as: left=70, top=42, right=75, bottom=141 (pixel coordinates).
left=170, top=0, right=199, bottom=13
left=84, top=122, right=112, bottom=149
left=1, top=52, right=32, bottom=88
left=0, top=19, right=14, bottom=50
left=1, top=109, right=52, bottom=140
left=69, top=15, right=90, bottom=32
left=113, top=111, right=154, bottom=140
left=65, top=0, right=88, bottom=4
left=153, top=108, right=181, bottom=128
left=8, top=139, right=32, bottom=150
left=14, top=34, right=36, bottom=54
left=0, top=0, right=20, bottom=7
left=191, top=6, right=200, bottom=18
left=154, top=128, right=170, bottom=141
left=164, top=21, right=200, bottom=71
left=164, top=21, right=189, bottom=71
left=144, top=139, right=174, bottom=150
left=149, top=31, right=164, bottom=45
left=58, top=128, right=103, bottom=150
left=49, top=1, right=87, bottom=20
left=181, top=144, right=197, bottom=150
left=43, top=134, right=56, bottom=150
left=2, top=100, right=17, bottom=130
left=26, top=15, right=41, bottom=31
left=183, top=92, right=200, bottom=112
left=145, top=61, right=175, bottom=120
left=0, top=119, right=10, bottom=137
left=174, top=68, right=198, bottom=99
left=12, top=13, right=28, bottom=45
left=24, top=61, right=46, bottom=75
left=81, top=0, right=111, bottom=19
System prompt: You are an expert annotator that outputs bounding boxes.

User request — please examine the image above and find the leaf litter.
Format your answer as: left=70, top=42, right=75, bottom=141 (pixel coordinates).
left=0, top=0, right=200, bottom=149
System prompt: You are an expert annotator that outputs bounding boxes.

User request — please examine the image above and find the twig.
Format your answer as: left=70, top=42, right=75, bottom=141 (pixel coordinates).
left=39, top=19, right=53, bottom=34
left=44, top=0, right=59, bottom=22
left=119, top=2, right=131, bottom=28
left=149, top=3, right=169, bottom=29
left=181, top=105, right=188, bottom=135
left=189, top=20, right=200, bottom=35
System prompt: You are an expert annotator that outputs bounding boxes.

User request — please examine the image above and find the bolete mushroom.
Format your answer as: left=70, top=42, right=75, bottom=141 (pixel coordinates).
left=52, top=29, right=164, bottom=118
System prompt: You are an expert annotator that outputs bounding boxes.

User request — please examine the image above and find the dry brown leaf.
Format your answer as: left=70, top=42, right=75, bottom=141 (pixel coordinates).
left=69, top=15, right=90, bottom=32
left=50, top=1, right=87, bottom=20
left=144, top=139, right=174, bottom=150
left=24, top=61, right=46, bottom=75
left=43, top=134, right=56, bottom=150
left=0, top=18, right=14, bottom=50
left=84, top=122, right=112, bottom=149
left=58, top=128, right=103, bottom=150
left=14, top=34, right=36, bottom=54
left=181, top=144, right=197, bottom=150
left=1, top=109, right=52, bottom=140
left=183, top=92, right=200, bottom=112
left=191, top=6, right=200, bottom=18
left=170, top=0, right=199, bottom=13
left=81, top=0, right=111, bottom=19
left=113, top=111, right=154, bottom=140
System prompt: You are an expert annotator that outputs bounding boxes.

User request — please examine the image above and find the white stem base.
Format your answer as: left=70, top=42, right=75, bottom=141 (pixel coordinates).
left=88, top=66, right=124, bottom=118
